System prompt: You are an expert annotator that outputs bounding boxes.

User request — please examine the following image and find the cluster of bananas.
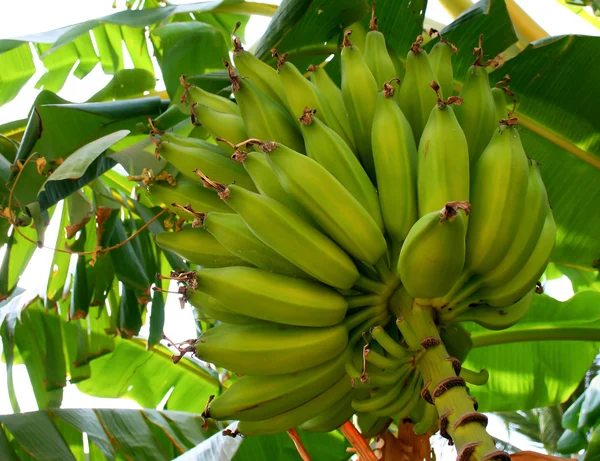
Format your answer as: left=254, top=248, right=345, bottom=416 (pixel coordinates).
left=144, top=9, right=555, bottom=460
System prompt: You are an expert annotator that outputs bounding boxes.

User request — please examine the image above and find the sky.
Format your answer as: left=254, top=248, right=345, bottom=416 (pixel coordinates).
left=0, top=0, right=596, bottom=456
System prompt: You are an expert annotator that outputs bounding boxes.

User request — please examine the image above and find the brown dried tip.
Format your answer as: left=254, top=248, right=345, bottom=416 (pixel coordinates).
left=307, top=64, right=318, bottom=72
left=473, top=34, right=497, bottom=67
left=430, top=81, right=463, bottom=109
left=457, top=442, right=481, bottom=461
left=410, top=35, right=424, bottom=54
left=343, top=30, right=353, bottom=48
left=189, top=102, right=201, bottom=127
left=535, top=281, right=544, bottom=294
left=235, top=137, right=276, bottom=155
left=232, top=22, right=243, bottom=53
left=369, top=1, right=378, bottom=31
left=440, top=201, right=471, bottom=221
left=382, top=78, right=401, bottom=98
left=299, top=107, right=316, bottom=125
left=271, top=49, right=288, bottom=72
left=429, top=28, right=457, bottom=55
left=201, top=395, right=215, bottom=418
left=194, top=169, right=230, bottom=200
left=171, top=202, right=206, bottom=228
left=223, top=59, right=240, bottom=92
left=495, top=74, right=511, bottom=88
left=179, top=74, right=191, bottom=103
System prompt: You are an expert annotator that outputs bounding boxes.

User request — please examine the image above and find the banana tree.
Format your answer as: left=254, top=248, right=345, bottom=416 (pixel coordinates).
left=0, top=0, right=599, bottom=460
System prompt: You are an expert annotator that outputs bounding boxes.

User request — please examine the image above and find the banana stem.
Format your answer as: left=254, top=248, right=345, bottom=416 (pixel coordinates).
left=374, top=257, right=396, bottom=284
left=343, top=306, right=379, bottom=332
left=338, top=421, right=378, bottom=461
left=347, top=294, right=382, bottom=310
left=392, top=297, right=506, bottom=460
left=354, top=276, right=386, bottom=295
left=286, top=429, right=313, bottom=461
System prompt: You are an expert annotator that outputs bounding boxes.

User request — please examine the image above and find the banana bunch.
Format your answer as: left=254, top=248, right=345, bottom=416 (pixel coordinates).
left=136, top=11, right=554, bottom=460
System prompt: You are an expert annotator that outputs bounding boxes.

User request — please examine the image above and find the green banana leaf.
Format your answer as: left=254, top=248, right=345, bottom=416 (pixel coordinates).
left=464, top=292, right=600, bottom=412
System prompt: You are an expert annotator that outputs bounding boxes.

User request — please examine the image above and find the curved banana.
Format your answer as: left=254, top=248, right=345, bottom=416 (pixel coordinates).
left=417, top=83, right=470, bottom=217
left=480, top=211, right=556, bottom=307
left=479, top=159, right=548, bottom=288
left=178, top=76, right=241, bottom=116
left=209, top=181, right=359, bottom=289
left=149, top=177, right=232, bottom=216
left=352, top=375, right=408, bottom=413
left=428, top=29, right=456, bottom=98
left=373, top=370, right=422, bottom=418
left=264, top=140, right=387, bottom=264
left=299, top=108, right=383, bottom=229
left=413, top=402, right=438, bottom=435
left=341, top=30, right=379, bottom=180
left=194, top=322, right=349, bottom=376
left=399, top=202, right=470, bottom=299
left=226, top=61, right=305, bottom=154
left=159, top=131, right=230, bottom=157
left=187, top=289, right=259, bottom=325
left=190, top=102, right=248, bottom=148
left=231, top=26, right=287, bottom=108
left=370, top=325, right=414, bottom=361
left=364, top=4, right=397, bottom=88
left=202, top=212, right=309, bottom=278
left=372, top=79, right=418, bottom=246
left=193, top=266, right=347, bottom=326
left=155, top=227, right=249, bottom=267
left=206, top=348, right=350, bottom=422
left=356, top=412, right=392, bottom=438
left=398, top=36, right=438, bottom=143
left=237, top=375, right=353, bottom=435
left=465, top=122, right=529, bottom=276
left=454, top=35, right=496, bottom=163
left=308, top=64, right=355, bottom=150
left=299, top=390, right=355, bottom=433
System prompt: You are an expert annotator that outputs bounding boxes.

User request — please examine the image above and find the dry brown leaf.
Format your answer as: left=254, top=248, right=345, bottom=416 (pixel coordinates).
left=35, top=157, right=47, bottom=174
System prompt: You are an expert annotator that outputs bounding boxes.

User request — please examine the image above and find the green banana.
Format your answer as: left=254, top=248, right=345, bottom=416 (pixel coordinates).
left=308, top=64, right=355, bottom=150
left=479, top=160, right=548, bottom=288
left=417, top=83, right=470, bottom=217
left=399, top=202, right=470, bottom=299
left=356, top=412, right=392, bottom=438
left=153, top=137, right=256, bottom=191
left=373, top=370, right=421, bottom=418
left=372, top=79, right=418, bottom=246
left=341, top=30, right=379, bottom=180
left=299, top=390, right=355, bottom=432
left=187, top=289, right=259, bottom=325
left=454, top=36, right=496, bottom=162
left=413, top=402, right=438, bottom=435
left=491, top=74, right=513, bottom=124
left=209, top=181, right=359, bottom=289
left=155, top=227, right=249, bottom=267
left=465, top=122, right=529, bottom=276
left=299, top=109, right=383, bottom=229
left=226, top=61, right=305, bottom=154
left=428, top=29, right=456, bottom=98
left=352, top=375, right=408, bottom=413
left=202, top=212, right=309, bottom=278
left=370, top=325, right=414, bottom=361
left=206, top=348, right=350, bottom=422
left=264, top=140, right=387, bottom=264
left=480, top=210, right=556, bottom=307
left=364, top=4, right=397, bottom=88
left=178, top=76, right=241, bottom=116
left=237, top=375, right=353, bottom=435
left=194, top=322, right=349, bottom=375
left=190, top=102, right=248, bottom=149
left=159, top=131, right=230, bottom=157
left=231, top=25, right=288, bottom=108
left=149, top=177, right=232, bottom=216
left=389, top=48, right=405, bottom=83
left=193, top=266, right=347, bottom=326
left=398, top=35, right=438, bottom=143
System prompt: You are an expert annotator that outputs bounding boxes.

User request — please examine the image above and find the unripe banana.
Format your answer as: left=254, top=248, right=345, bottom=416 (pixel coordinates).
left=399, top=202, right=470, bottom=299
left=454, top=36, right=496, bottom=163
left=428, top=29, right=456, bottom=98
left=194, top=322, right=349, bottom=375
left=192, top=266, right=347, bottom=326
left=480, top=210, right=556, bottom=307
left=263, top=140, right=387, bottom=264
left=155, top=227, right=249, bottom=267
left=364, top=4, right=397, bottom=88
left=356, top=412, right=392, bottom=438
left=237, top=375, right=353, bottom=435
left=231, top=26, right=288, bottom=108
left=341, top=30, right=379, bottom=181
left=308, top=65, right=355, bottom=150
left=202, top=212, right=309, bottom=279
left=479, top=159, right=548, bottom=288
left=206, top=347, right=350, bottom=422
left=465, top=122, right=529, bottom=276
left=453, top=289, right=535, bottom=329
left=153, top=137, right=256, bottom=191
left=413, top=401, right=439, bottom=435
left=190, top=102, right=248, bottom=149
left=225, top=61, right=305, bottom=154
left=299, top=390, right=355, bottom=433
left=187, top=289, right=258, bottom=325
left=370, top=325, right=414, bottom=361
left=491, top=74, right=513, bottom=124
left=299, top=109, right=383, bottom=229
left=159, top=131, right=230, bottom=157
left=398, top=36, right=438, bottom=143
left=177, top=75, right=241, bottom=116
left=372, top=370, right=422, bottom=418
left=205, top=180, right=359, bottom=289
left=417, top=84, right=470, bottom=217
left=372, top=80, right=418, bottom=246
left=149, top=177, right=232, bottom=216
left=389, top=48, right=405, bottom=82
